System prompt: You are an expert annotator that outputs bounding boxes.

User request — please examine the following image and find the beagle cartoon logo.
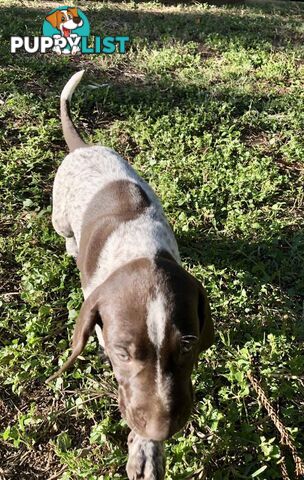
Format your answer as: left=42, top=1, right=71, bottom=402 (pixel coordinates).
left=43, top=7, right=89, bottom=54
left=10, top=6, right=129, bottom=55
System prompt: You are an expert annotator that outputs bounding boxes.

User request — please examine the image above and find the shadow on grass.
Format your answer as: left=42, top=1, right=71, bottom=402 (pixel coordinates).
left=0, top=2, right=302, bottom=111
left=0, top=2, right=303, bottom=56
left=0, top=1, right=302, bottom=107
left=101, top=0, right=304, bottom=14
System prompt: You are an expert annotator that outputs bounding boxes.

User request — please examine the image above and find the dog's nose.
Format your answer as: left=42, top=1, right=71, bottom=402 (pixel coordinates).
left=73, top=16, right=82, bottom=24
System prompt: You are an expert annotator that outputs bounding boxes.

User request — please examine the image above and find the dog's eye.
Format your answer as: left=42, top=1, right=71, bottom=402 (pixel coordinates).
left=180, top=342, right=193, bottom=354
left=61, top=16, right=65, bottom=21
left=116, top=350, right=130, bottom=362
left=68, top=14, right=72, bottom=19
left=180, top=335, right=198, bottom=354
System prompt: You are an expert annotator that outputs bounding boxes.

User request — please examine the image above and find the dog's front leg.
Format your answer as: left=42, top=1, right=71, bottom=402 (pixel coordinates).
left=127, top=430, right=165, bottom=480
left=65, top=236, right=78, bottom=258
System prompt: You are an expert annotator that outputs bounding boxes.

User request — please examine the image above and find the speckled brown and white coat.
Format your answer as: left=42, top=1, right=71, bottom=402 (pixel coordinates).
left=49, top=71, right=214, bottom=480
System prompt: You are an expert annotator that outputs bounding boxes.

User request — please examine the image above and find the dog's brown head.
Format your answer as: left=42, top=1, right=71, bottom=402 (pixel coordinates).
left=47, top=254, right=213, bottom=441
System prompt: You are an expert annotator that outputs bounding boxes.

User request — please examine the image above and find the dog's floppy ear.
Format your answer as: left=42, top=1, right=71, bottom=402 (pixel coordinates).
left=45, top=11, right=60, bottom=29
left=197, top=284, right=214, bottom=352
left=46, top=287, right=103, bottom=383
left=67, top=7, right=78, bottom=17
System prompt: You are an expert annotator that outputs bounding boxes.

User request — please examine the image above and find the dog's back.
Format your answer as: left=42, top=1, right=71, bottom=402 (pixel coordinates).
left=52, top=144, right=146, bottom=243
left=52, top=72, right=180, bottom=296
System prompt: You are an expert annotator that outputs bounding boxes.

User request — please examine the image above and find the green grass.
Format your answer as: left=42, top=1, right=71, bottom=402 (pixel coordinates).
left=1, top=0, right=304, bottom=478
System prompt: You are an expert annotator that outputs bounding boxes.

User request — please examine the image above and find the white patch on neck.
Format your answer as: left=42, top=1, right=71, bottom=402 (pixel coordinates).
left=147, top=291, right=167, bottom=349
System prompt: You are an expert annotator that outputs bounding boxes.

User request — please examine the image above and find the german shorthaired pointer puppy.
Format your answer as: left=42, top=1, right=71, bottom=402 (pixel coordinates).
left=48, top=71, right=214, bottom=479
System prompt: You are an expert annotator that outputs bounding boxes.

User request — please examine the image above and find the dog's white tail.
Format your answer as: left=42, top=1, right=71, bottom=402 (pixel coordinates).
left=61, top=70, right=86, bottom=152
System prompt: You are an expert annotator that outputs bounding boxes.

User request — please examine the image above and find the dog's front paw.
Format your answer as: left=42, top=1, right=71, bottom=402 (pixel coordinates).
left=71, top=45, right=80, bottom=55
left=127, top=431, right=165, bottom=480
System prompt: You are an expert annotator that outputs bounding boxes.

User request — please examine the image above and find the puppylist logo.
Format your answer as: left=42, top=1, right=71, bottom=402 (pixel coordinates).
left=11, top=6, right=129, bottom=55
